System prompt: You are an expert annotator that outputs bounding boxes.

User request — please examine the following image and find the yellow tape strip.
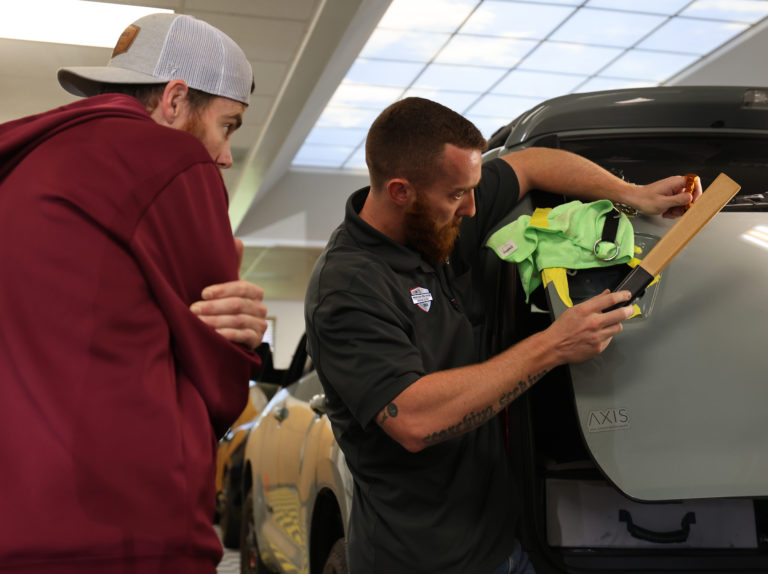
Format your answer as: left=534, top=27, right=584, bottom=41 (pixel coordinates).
left=541, top=267, right=573, bottom=308
left=530, top=207, right=552, bottom=229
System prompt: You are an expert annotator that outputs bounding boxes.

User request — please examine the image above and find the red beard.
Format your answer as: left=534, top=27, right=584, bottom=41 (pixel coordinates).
left=404, top=191, right=461, bottom=266
left=181, top=112, right=204, bottom=141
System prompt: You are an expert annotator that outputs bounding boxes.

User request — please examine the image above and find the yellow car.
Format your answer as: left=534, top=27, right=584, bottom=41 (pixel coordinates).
left=215, top=380, right=270, bottom=548
left=239, top=335, right=352, bottom=574
left=215, top=343, right=282, bottom=549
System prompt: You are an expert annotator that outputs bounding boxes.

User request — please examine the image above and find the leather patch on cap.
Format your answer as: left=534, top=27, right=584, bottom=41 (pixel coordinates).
left=112, top=24, right=140, bottom=57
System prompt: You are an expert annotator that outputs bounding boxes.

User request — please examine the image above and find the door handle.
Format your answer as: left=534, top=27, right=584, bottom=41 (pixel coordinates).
left=619, top=509, right=696, bottom=544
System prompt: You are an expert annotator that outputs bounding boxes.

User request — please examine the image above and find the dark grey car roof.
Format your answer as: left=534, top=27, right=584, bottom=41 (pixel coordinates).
left=491, top=86, right=768, bottom=150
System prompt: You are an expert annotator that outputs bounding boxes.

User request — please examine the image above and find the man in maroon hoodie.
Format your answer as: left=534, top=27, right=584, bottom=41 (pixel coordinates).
left=0, top=13, right=268, bottom=574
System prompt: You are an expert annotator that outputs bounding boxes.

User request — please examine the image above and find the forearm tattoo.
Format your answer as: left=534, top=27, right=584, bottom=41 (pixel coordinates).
left=422, top=369, right=548, bottom=446
left=378, top=401, right=399, bottom=426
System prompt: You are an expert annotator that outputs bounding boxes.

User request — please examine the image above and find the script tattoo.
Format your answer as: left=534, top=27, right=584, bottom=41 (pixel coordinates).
left=378, top=402, right=399, bottom=425
left=422, top=406, right=495, bottom=446
left=422, top=369, right=549, bottom=446
left=498, top=369, right=548, bottom=408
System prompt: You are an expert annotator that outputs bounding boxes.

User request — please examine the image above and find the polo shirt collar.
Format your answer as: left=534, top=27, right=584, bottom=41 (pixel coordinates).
left=345, top=187, right=434, bottom=273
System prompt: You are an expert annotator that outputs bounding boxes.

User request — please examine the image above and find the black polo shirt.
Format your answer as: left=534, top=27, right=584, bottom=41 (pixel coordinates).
left=305, top=159, right=521, bottom=574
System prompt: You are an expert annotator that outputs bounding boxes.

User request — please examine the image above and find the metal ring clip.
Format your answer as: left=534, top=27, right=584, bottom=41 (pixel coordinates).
left=593, top=239, right=620, bottom=262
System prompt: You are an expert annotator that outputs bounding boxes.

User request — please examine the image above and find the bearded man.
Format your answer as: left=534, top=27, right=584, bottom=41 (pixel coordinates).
left=304, top=97, right=700, bottom=574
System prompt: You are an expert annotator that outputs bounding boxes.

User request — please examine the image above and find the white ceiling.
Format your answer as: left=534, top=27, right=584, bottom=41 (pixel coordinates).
left=2, top=0, right=768, bottom=301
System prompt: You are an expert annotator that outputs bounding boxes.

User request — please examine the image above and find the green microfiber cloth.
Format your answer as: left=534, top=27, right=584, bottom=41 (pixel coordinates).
left=486, top=199, right=635, bottom=301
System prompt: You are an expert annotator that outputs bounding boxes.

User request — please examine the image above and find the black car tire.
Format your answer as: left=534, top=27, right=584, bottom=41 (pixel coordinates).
left=240, top=489, right=273, bottom=574
left=219, top=466, right=241, bottom=549
left=322, top=538, right=349, bottom=574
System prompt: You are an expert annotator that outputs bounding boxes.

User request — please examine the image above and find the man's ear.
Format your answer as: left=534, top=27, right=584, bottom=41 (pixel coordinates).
left=387, top=178, right=413, bottom=207
left=151, top=79, right=190, bottom=127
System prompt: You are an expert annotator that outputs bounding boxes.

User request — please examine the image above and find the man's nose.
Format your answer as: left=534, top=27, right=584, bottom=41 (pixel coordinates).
left=217, top=143, right=234, bottom=169
left=456, top=190, right=476, bottom=217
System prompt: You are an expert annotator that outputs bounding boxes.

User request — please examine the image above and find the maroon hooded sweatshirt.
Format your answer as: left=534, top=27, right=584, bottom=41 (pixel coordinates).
left=0, top=94, right=260, bottom=573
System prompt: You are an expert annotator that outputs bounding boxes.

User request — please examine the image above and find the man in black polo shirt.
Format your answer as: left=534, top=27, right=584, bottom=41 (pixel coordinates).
left=304, top=97, right=699, bottom=574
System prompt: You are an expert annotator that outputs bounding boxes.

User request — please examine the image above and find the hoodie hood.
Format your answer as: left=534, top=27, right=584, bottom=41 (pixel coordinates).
left=0, top=94, right=150, bottom=185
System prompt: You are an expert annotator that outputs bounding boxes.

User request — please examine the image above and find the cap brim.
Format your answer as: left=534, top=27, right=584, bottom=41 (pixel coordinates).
left=58, top=66, right=164, bottom=97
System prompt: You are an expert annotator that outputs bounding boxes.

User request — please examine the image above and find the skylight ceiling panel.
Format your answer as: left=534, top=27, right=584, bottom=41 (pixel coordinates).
left=637, top=17, right=749, bottom=54
left=343, top=147, right=368, bottom=171
left=293, top=144, right=357, bottom=168
left=315, top=106, right=382, bottom=130
left=574, top=77, right=651, bottom=93
left=305, top=126, right=368, bottom=147
left=459, top=1, right=576, bottom=39
left=467, top=93, right=543, bottom=118
left=376, top=0, right=479, bottom=33
left=681, top=0, right=768, bottom=23
left=586, top=0, right=691, bottom=15
left=598, top=50, right=701, bottom=82
left=548, top=7, right=667, bottom=47
left=400, top=88, right=483, bottom=114
left=492, top=69, right=588, bottom=98
left=345, top=59, right=424, bottom=89
left=520, top=42, right=624, bottom=75
left=466, top=114, right=517, bottom=140
left=515, top=0, right=582, bottom=5
left=360, top=29, right=450, bottom=62
left=434, top=34, right=536, bottom=67
left=327, top=83, right=404, bottom=109
left=413, top=63, right=508, bottom=93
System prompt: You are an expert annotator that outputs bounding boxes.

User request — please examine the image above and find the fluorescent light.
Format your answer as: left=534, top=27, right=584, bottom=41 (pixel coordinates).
left=0, top=1, right=173, bottom=48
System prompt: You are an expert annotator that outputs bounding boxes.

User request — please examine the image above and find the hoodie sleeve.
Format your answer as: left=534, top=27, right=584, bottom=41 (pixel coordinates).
left=129, top=160, right=260, bottom=437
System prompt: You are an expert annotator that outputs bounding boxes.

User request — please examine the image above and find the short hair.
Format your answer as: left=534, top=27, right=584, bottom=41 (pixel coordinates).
left=365, top=97, right=487, bottom=190
left=96, top=83, right=216, bottom=115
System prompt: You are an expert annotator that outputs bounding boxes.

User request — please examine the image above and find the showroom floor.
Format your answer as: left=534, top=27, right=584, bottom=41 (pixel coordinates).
left=214, top=526, right=240, bottom=574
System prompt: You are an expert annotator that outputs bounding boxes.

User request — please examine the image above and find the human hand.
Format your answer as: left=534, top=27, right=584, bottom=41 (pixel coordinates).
left=546, top=290, right=633, bottom=365
left=630, top=175, right=703, bottom=219
left=190, top=238, right=268, bottom=350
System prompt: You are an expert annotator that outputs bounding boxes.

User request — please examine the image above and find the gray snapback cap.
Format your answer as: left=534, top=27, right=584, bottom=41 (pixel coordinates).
left=58, top=13, right=254, bottom=105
